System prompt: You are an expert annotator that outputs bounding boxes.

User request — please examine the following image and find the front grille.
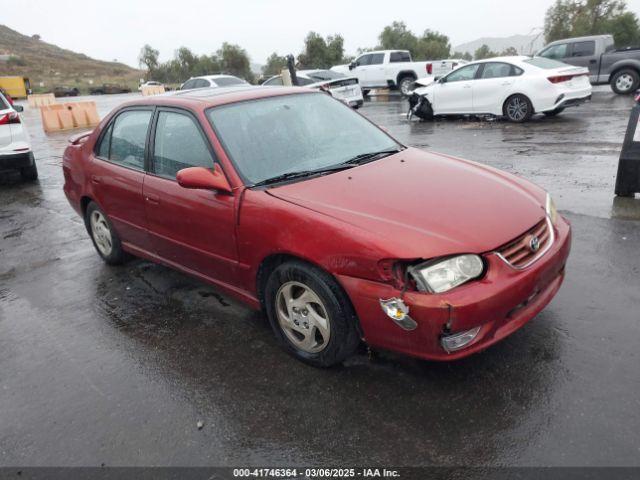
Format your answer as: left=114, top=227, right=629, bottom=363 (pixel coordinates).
left=496, top=217, right=553, bottom=269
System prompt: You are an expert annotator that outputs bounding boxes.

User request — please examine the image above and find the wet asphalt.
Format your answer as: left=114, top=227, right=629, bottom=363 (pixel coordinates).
left=0, top=90, right=639, bottom=467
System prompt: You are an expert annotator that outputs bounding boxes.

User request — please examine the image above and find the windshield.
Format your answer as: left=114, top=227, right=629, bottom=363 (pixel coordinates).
left=207, top=93, right=400, bottom=185
left=306, top=70, right=346, bottom=82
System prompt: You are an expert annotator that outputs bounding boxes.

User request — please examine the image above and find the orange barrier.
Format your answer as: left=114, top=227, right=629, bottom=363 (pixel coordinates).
left=40, top=101, right=100, bottom=133
left=141, top=85, right=165, bottom=96
left=27, top=93, right=56, bottom=108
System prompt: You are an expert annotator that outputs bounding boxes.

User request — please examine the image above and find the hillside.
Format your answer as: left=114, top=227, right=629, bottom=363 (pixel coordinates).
left=453, top=34, right=546, bottom=56
left=0, top=25, right=142, bottom=92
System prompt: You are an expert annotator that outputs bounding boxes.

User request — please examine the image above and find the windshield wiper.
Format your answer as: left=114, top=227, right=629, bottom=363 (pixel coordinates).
left=250, top=163, right=356, bottom=187
left=343, top=147, right=404, bottom=165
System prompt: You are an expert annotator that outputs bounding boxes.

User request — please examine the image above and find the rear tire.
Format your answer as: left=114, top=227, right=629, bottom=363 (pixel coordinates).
left=611, top=69, right=640, bottom=94
left=264, top=260, right=360, bottom=367
left=85, top=202, right=128, bottom=265
left=503, top=94, right=533, bottom=123
left=544, top=107, right=565, bottom=117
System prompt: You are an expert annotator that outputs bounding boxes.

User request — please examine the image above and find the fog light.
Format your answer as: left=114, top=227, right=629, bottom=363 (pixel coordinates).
left=440, top=326, right=481, bottom=353
left=379, top=298, right=417, bottom=331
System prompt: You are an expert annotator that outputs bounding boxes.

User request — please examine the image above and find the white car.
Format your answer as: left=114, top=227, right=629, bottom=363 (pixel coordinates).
left=262, top=69, right=364, bottom=108
left=408, top=56, right=593, bottom=122
left=332, top=50, right=467, bottom=95
left=138, top=80, right=164, bottom=91
left=180, top=75, right=248, bottom=90
left=0, top=91, right=36, bottom=181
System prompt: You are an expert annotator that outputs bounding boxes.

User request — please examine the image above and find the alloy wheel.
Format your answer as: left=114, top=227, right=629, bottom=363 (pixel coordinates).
left=276, top=281, right=331, bottom=353
left=90, top=210, right=113, bottom=257
left=506, top=96, right=528, bottom=121
left=616, top=73, right=634, bottom=92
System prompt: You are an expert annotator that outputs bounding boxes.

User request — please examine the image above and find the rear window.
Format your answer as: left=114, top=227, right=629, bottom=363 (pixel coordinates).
left=524, top=57, right=569, bottom=69
left=390, top=51, right=411, bottom=63
left=212, top=77, right=246, bottom=87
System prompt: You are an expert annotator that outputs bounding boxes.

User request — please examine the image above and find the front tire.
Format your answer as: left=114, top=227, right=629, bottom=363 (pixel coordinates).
left=504, top=94, right=533, bottom=122
left=611, top=69, right=640, bottom=94
left=85, top=202, right=128, bottom=265
left=264, top=260, right=360, bottom=367
left=398, top=76, right=416, bottom=96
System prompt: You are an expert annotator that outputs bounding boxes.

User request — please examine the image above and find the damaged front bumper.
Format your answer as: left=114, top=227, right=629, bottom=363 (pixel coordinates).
left=337, top=216, right=571, bottom=361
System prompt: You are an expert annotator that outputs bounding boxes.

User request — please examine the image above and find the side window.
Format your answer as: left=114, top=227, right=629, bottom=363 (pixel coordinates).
left=390, top=51, right=411, bottom=63
left=444, top=64, right=481, bottom=82
left=195, top=79, right=209, bottom=88
left=540, top=43, right=568, bottom=59
left=152, top=111, right=213, bottom=179
left=108, top=110, right=152, bottom=170
left=571, top=41, right=595, bottom=57
left=297, top=77, right=314, bottom=86
left=356, top=54, right=372, bottom=66
left=480, top=62, right=514, bottom=79
left=263, top=76, right=284, bottom=86
left=370, top=53, right=385, bottom=65
left=181, top=79, right=197, bottom=90
left=97, top=122, right=113, bottom=158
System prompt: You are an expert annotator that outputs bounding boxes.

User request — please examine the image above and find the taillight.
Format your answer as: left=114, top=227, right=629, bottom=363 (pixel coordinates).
left=426, top=63, right=433, bottom=75
left=0, top=112, right=21, bottom=125
left=547, top=73, right=586, bottom=84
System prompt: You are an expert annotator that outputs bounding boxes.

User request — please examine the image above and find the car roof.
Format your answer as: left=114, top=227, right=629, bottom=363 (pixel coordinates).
left=119, top=85, right=314, bottom=110
left=190, top=74, right=245, bottom=81
left=545, top=34, right=613, bottom=46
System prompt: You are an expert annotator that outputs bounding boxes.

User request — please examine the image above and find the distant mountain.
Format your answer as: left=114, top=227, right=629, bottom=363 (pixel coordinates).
left=0, top=24, right=141, bottom=92
left=453, top=34, right=546, bottom=56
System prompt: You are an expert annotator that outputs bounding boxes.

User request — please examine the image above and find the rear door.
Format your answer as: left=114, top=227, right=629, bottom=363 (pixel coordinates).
left=567, top=41, right=598, bottom=80
left=143, top=108, right=238, bottom=282
left=472, top=62, right=522, bottom=113
left=432, top=63, right=481, bottom=114
left=90, top=108, right=153, bottom=248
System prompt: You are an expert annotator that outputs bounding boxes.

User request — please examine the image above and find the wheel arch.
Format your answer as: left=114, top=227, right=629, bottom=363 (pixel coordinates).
left=609, top=61, right=640, bottom=80
left=502, top=92, right=535, bottom=116
left=256, top=252, right=364, bottom=337
left=396, top=70, right=417, bottom=85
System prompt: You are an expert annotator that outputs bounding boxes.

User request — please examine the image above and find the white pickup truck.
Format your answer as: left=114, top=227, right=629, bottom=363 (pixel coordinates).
left=331, top=50, right=466, bottom=95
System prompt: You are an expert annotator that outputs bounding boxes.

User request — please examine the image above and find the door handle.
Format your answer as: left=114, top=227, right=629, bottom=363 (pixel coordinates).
left=589, top=59, right=597, bottom=64
left=501, top=81, right=513, bottom=86
left=90, top=175, right=101, bottom=184
left=145, top=193, right=159, bottom=205
left=463, top=84, right=472, bottom=88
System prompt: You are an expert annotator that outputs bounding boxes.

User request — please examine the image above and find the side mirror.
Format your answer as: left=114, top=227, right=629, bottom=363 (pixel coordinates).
left=349, top=62, right=356, bottom=70
left=177, top=164, right=232, bottom=193
left=13, top=105, right=23, bottom=112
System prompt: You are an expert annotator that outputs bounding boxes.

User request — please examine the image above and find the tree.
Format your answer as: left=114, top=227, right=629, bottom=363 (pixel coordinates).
left=544, top=0, right=640, bottom=45
left=262, top=53, right=287, bottom=76
left=378, top=21, right=418, bottom=53
left=217, top=43, right=254, bottom=82
left=138, top=44, right=160, bottom=73
left=500, top=46, right=519, bottom=56
left=297, top=32, right=347, bottom=69
left=415, top=29, right=451, bottom=60
left=474, top=44, right=498, bottom=60
left=452, top=51, right=473, bottom=61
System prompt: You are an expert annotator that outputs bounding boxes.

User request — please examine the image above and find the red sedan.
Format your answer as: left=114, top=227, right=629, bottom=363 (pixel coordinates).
left=63, top=86, right=571, bottom=367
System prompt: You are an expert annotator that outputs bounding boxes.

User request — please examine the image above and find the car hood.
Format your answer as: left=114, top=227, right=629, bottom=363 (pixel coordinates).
left=267, top=148, right=546, bottom=259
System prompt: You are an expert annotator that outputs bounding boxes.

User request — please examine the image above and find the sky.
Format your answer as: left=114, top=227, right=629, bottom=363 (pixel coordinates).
left=4, top=0, right=640, bottom=68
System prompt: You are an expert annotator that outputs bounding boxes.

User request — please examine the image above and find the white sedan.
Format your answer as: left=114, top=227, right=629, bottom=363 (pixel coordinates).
left=408, top=56, right=592, bottom=122
left=0, top=91, right=37, bottom=181
left=262, top=69, right=364, bottom=108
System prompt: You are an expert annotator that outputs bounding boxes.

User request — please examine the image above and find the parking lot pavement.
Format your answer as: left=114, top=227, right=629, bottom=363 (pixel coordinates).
left=1, top=91, right=639, bottom=467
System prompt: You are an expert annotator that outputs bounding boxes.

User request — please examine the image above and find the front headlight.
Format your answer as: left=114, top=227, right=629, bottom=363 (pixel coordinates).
left=546, top=193, right=558, bottom=225
left=408, top=254, right=484, bottom=293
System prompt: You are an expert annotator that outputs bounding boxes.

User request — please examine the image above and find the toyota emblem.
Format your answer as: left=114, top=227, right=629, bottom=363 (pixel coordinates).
left=529, top=236, right=541, bottom=252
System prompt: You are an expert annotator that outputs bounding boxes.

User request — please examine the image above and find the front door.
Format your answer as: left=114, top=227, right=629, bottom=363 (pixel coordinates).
left=433, top=63, right=481, bottom=114
left=143, top=108, right=238, bottom=283
left=89, top=108, right=153, bottom=248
